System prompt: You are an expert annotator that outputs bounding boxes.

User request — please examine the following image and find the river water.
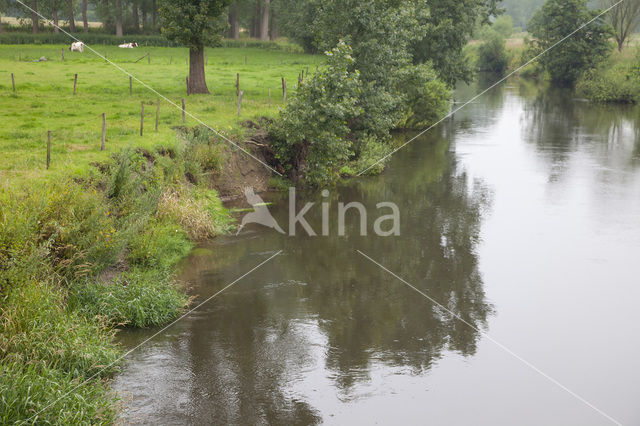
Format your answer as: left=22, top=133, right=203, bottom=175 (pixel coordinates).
left=113, top=80, right=640, bottom=425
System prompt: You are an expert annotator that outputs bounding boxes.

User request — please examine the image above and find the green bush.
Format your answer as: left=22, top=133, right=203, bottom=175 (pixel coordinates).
left=576, top=63, right=640, bottom=103
left=477, top=33, right=510, bottom=75
left=396, top=64, right=450, bottom=129
left=69, top=268, right=188, bottom=328
left=269, top=41, right=362, bottom=185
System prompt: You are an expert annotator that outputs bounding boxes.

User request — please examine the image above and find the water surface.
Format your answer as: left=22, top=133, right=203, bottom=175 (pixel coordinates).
left=114, top=81, right=640, bottom=425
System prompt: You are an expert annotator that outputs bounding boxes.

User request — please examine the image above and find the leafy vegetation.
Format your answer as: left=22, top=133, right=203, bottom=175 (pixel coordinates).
left=159, top=0, right=231, bottom=93
left=270, top=0, right=452, bottom=184
left=477, top=32, right=510, bottom=75
left=0, top=121, right=234, bottom=422
left=527, top=0, right=613, bottom=87
left=576, top=49, right=640, bottom=103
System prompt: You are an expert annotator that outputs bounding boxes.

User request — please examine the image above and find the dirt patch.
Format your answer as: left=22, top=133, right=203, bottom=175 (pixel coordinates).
left=210, top=122, right=278, bottom=199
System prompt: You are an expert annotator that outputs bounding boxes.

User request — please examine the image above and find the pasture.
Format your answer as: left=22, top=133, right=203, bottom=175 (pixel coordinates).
left=0, top=44, right=319, bottom=186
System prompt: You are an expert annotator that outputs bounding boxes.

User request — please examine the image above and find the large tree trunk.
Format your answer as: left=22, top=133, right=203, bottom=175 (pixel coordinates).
left=251, top=0, right=260, bottom=37
left=270, top=9, right=278, bottom=40
left=31, top=0, right=39, bottom=34
left=152, top=0, right=157, bottom=30
left=142, top=8, right=147, bottom=31
left=0, top=15, right=3, bottom=34
left=68, top=0, right=76, bottom=32
left=51, top=0, right=59, bottom=33
left=189, top=46, right=209, bottom=94
left=82, top=0, right=88, bottom=33
left=228, top=1, right=239, bottom=40
left=115, top=0, right=123, bottom=36
left=132, top=3, right=139, bottom=32
left=260, top=0, right=269, bottom=41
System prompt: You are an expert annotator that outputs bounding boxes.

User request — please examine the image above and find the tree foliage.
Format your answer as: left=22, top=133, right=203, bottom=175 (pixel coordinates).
left=477, top=32, right=510, bottom=75
left=527, top=0, right=613, bottom=87
left=159, top=0, right=229, bottom=48
left=411, top=0, right=501, bottom=85
left=269, top=41, right=362, bottom=184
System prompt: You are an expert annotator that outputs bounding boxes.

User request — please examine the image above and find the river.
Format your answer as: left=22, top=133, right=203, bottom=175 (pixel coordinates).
left=113, top=80, right=640, bottom=425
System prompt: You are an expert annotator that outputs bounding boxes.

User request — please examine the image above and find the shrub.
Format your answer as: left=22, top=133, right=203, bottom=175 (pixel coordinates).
left=576, top=63, right=640, bottom=103
left=269, top=41, right=362, bottom=185
left=477, top=33, right=510, bottom=75
left=396, top=64, right=450, bottom=129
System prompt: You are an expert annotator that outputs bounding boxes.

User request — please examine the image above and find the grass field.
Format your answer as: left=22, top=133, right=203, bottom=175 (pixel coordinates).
left=0, top=44, right=320, bottom=186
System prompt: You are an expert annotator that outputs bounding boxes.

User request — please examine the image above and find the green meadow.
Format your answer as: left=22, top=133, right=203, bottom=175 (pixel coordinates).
left=0, top=44, right=320, bottom=186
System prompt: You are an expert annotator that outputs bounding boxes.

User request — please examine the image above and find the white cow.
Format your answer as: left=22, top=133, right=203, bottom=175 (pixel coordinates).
left=70, top=42, right=84, bottom=52
left=118, top=42, right=139, bottom=48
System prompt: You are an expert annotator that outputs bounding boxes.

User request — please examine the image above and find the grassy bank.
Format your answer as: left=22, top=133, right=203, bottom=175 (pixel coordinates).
left=0, top=44, right=310, bottom=423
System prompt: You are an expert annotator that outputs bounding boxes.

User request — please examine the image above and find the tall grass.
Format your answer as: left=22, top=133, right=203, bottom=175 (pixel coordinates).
left=1, top=126, right=235, bottom=423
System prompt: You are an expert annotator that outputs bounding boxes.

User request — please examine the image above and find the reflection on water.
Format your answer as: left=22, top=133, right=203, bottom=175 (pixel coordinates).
left=113, top=80, right=640, bottom=425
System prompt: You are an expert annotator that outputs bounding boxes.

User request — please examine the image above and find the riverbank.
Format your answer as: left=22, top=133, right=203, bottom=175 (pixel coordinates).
left=0, top=43, right=301, bottom=422
left=0, top=125, right=266, bottom=422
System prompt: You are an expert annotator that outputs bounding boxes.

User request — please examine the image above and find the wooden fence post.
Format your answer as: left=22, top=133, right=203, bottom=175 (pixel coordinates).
left=73, top=73, right=78, bottom=95
left=11, top=73, right=15, bottom=92
left=155, top=99, right=159, bottom=132
left=129, top=76, right=132, bottom=95
left=140, top=103, right=144, bottom=136
left=182, top=98, right=186, bottom=123
left=283, top=79, right=287, bottom=102
left=46, top=131, right=51, bottom=169
left=147, top=53, right=150, bottom=64
left=236, top=73, right=240, bottom=97
left=61, top=48, right=64, bottom=61
left=238, top=90, right=243, bottom=116
left=101, top=113, right=106, bottom=151
left=170, top=56, right=172, bottom=64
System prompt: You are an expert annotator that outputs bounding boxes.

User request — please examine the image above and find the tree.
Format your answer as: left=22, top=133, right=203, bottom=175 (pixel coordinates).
left=31, top=0, right=39, bottom=33
left=82, top=0, right=88, bottom=32
left=227, top=0, right=239, bottom=39
left=67, top=0, right=76, bottom=32
left=115, top=0, right=123, bottom=36
left=528, top=0, right=613, bottom=87
left=160, top=0, right=231, bottom=94
left=49, top=0, right=60, bottom=33
left=269, top=41, right=362, bottom=184
left=411, top=0, right=501, bottom=86
left=259, top=0, right=269, bottom=40
left=602, top=0, right=640, bottom=51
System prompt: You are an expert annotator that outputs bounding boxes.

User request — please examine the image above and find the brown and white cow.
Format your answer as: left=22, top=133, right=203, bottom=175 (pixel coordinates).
left=70, top=42, right=84, bottom=52
left=118, top=42, right=139, bottom=48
